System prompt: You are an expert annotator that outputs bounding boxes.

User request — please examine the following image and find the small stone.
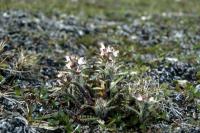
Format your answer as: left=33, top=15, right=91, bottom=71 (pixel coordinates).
left=195, top=84, right=200, bottom=93
left=165, top=57, right=178, bottom=63
left=175, top=93, right=185, bottom=103
left=3, top=12, right=9, bottom=18
left=177, top=80, right=188, bottom=88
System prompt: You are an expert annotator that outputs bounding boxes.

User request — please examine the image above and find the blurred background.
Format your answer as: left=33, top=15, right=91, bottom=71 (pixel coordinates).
left=0, top=0, right=200, bottom=18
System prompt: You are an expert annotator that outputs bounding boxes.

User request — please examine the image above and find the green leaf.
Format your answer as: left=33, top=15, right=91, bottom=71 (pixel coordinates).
left=15, top=87, right=21, bottom=96
left=110, top=76, right=124, bottom=90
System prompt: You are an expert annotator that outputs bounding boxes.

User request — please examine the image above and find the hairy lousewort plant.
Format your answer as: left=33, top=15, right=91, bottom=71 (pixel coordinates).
left=53, top=44, right=184, bottom=132
left=57, top=55, right=86, bottom=78
left=57, top=55, right=86, bottom=84
left=65, top=55, right=86, bottom=73
left=99, top=42, right=119, bottom=62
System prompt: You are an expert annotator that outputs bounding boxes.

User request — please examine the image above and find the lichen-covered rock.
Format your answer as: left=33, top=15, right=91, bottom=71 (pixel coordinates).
left=0, top=115, right=37, bottom=133
left=148, top=61, right=197, bottom=84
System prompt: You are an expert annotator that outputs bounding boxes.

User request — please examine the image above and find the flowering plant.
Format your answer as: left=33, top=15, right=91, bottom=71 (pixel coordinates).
left=52, top=43, right=180, bottom=132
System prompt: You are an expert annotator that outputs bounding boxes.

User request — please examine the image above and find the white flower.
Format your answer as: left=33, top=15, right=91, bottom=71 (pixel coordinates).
left=64, top=55, right=77, bottom=69
left=99, top=42, right=119, bottom=61
left=64, top=55, right=86, bottom=73
left=78, top=57, right=86, bottom=65
left=112, top=49, right=119, bottom=57
left=57, top=71, right=66, bottom=78
left=65, top=55, right=71, bottom=62
left=136, top=94, right=143, bottom=101
left=149, top=97, right=156, bottom=102
left=100, top=42, right=106, bottom=57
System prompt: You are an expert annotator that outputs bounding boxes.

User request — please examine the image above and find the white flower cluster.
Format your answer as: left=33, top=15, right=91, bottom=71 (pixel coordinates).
left=99, top=42, right=119, bottom=62
left=57, top=55, right=86, bottom=81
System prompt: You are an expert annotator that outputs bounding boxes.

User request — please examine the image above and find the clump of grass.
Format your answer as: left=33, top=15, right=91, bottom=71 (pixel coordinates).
left=0, top=39, right=7, bottom=53
left=14, top=49, right=38, bottom=71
